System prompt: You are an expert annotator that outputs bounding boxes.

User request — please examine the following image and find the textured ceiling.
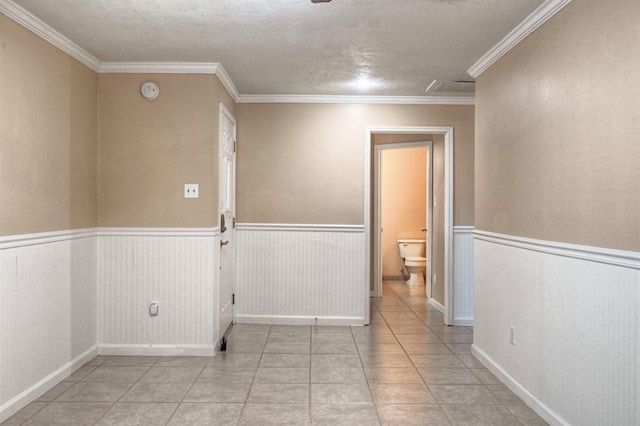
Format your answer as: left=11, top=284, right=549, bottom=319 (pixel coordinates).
left=11, top=0, right=544, bottom=97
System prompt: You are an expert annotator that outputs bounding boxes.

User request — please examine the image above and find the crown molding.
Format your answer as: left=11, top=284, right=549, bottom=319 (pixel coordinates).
left=0, top=0, right=101, bottom=71
left=468, top=0, right=572, bottom=78
left=236, top=94, right=474, bottom=105
left=98, top=62, right=240, bottom=100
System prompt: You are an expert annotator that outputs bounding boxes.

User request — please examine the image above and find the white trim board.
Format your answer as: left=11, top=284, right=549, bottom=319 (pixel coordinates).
left=98, top=344, right=216, bottom=357
left=236, top=223, right=365, bottom=233
left=98, top=62, right=240, bottom=101
left=0, top=228, right=96, bottom=250
left=468, top=0, right=572, bottom=78
left=428, top=298, right=446, bottom=315
left=97, top=227, right=219, bottom=237
left=0, top=345, right=98, bottom=424
left=0, top=0, right=100, bottom=70
left=235, top=315, right=365, bottom=327
left=471, top=345, right=570, bottom=426
left=236, top=94, right=474, bottom=105
left=474, top=230, right=640, bottom=270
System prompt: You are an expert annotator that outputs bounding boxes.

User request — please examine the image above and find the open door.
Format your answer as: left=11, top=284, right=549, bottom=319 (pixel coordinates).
left=218, top=103, right=236, bottom=342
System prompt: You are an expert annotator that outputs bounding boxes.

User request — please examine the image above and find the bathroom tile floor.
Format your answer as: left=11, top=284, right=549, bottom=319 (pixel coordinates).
left=4, top=281, right=547, bottom=425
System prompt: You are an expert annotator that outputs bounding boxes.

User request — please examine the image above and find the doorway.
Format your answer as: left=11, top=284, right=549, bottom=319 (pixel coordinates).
left=364, top=126, right=454, bottom=326
left=374, top=141, right=433, bottom=300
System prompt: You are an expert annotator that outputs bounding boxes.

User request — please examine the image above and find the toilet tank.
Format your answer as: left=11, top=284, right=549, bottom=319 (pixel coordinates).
left=397, top=239, right=425, bottom=258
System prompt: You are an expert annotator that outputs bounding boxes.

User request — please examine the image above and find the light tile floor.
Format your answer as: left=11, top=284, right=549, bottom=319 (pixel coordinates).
left=4, top=281, right=547, bottom=425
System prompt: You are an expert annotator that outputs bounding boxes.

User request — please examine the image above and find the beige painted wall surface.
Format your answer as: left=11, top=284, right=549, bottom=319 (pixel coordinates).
left=235, top=103, right=474, bottom=225
left=98, top=74, right=234, bottom=228
left=0, top=14, right=97, bottom=236
left=476, top=0, right=640, bottom=251
left=381, top=147, right=426, bottom=277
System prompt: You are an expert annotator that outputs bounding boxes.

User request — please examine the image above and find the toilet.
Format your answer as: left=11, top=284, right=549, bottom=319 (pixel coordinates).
left=397, top=239, right=426, bottom=287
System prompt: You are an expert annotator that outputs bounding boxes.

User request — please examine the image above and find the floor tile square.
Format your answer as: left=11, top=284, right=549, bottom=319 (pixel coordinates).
left=120, top=382, right=191, bottom=403
left=312, top=353, right=361, bottom=368
left=183, top=382, right=250, bottom=403
left=311, top=367, right=366, bottom=384
left=198, top=366, right=256, bottom=383
left=369, top=384, right=436, bottom=404
left=505, top=404, right=549, bottom=425
left=260, top=353, right=310, bottom=368
left=311, top=342, right=357, bottom=353
left=239, top=404, right=310, bottom=426
left=311, top=403, right=379, bottom=425
left=441, top=404, right=521, bottom=425
left=377, top=404, right=449, bottom=426
left=364, top=368, right=423, bottom=384
left=96, top=402, right=177, bottom=425
left=428, top=384, right=500, bottom=404
left=168, top=403, right=242, bottom=425
left=409, top=354, right=466, bottom=368
left=263, top=341, right=310, bottom=353
left=311, top=384, right=372, bottom=404
left=139, top=366, right=203, bottom=383
left=23, top=402, right=112, bottom=425
left=418, top=367, right=481, bottom=384
left=2, top=402, right=47, bottom=425
left=248, top=383, right=310, bottom=403
left=35, top=381, right=74, bottom=401
left=255, top=367, right=310, bottom=384
left=154, top=356, right=210, bottom=367
left=56, top=382, right=131, bottom=402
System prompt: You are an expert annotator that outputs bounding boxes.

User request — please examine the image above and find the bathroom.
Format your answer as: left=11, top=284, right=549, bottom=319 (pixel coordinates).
left=375, top=134, right=446, bottom=309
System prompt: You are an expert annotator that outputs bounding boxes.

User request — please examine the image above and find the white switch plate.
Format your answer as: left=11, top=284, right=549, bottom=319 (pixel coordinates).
left=184, top=184, right=199, bottom=198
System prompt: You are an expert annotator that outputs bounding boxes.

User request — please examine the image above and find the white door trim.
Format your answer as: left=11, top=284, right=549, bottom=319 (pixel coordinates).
left=218, top=102, right=237, bottom=340
left=373, top=141, right=433, bottom=299
left=365, top=126, right=454, bottom=325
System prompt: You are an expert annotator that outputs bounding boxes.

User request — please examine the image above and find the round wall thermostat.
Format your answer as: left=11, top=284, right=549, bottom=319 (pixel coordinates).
left=141, top=82, right=159, bottom=100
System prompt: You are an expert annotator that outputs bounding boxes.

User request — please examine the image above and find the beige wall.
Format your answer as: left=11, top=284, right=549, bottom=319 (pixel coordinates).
left=235, top=103, right=474, bottom=226
left=380, top=147, right=426, bottom=278
left=97, top=74, right=234, bottom=228
left=0, top=14, right=97, bottom=236
left=476, top=0, right=640, bottom=251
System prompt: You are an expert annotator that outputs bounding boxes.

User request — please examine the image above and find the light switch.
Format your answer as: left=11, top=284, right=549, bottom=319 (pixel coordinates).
left=184, top=184, right=199, bottom=198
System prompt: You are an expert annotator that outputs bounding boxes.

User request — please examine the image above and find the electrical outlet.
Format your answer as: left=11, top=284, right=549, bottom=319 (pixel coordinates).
left=509, top=325, right=516, bottom=345
left=149, top=303, right=159, bottom=316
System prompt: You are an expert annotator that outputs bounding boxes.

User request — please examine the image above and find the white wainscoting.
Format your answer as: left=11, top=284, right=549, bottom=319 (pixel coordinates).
left=473, top=231, right=640, bottom=426
left=235, top=224, right=366, bottom=325
left=97, top=228, right=218, bottom=355
left=0, top=229, right=98, bottom=423
left=453, top=226, right=474, bottom=326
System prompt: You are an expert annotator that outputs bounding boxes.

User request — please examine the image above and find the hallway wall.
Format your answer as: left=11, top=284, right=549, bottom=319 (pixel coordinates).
left=474, top=0, right=640, bottom=424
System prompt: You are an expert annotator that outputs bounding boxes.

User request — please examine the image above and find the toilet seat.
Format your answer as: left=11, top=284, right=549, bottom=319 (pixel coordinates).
left=405, top=256, right=426, bottom=267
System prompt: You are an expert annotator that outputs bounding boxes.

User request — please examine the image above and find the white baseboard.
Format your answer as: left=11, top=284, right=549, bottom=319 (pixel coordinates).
left=471, top=345, right=570, bottom=426
left=453, top=317, right=474, bottom=326
left=234, top=315, right=365, bottom=326
left=428, top=298, right=445, bottom=315
left=98, top=344, right=216, bottom=356
left=0, top=345, right=98, bottom=424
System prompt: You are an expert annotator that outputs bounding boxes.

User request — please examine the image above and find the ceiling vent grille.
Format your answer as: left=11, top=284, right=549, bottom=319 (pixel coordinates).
left=426, top=80, right=475, bottom=94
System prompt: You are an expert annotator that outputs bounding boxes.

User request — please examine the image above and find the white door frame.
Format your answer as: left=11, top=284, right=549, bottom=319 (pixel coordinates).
left=373, top=141, right=433, bottom=299
left=217, top=102, right=237, bottom=339
left=365, top=126, right=454, bottom=325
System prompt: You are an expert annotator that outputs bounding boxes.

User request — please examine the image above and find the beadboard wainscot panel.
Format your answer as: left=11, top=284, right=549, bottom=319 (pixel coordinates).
left=97, top=228, right=218, bottom=355
left=453, top=226, right=474, bottom=325
left=235, top=224, right=366, bottom=325
left=473, top=231, right=640, bottom=426
left=0, top=229, right=98, bottom=423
